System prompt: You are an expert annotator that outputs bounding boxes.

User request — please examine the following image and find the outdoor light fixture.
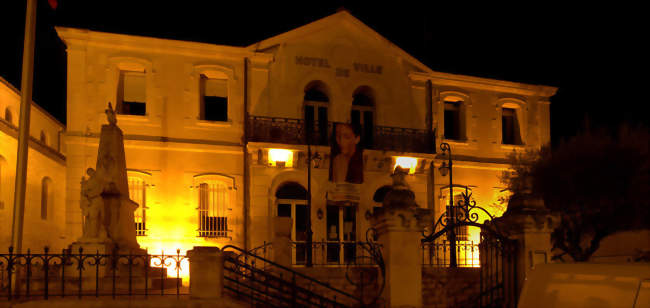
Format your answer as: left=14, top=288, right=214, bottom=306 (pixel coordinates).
left=268, top=149, right=293, bottom=167
left=394, top=156, right=418, bottom=174
left=439, top=161, right=449, bottom=176
left=317, top=208, right=324, bottom=220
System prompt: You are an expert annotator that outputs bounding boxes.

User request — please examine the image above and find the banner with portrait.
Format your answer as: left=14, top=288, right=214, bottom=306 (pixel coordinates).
left=327, top=123, right=363, bottom=205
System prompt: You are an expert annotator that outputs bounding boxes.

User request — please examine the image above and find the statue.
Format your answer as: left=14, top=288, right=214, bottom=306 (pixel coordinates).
left=80, top=168, right=107, bottom=241
left=72, top=102, right=141, bottom=252
left=105, top=102, right=117, bottom=126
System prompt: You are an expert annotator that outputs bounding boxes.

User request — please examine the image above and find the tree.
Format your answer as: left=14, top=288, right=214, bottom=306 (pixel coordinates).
left=503, top=125, right=650, bottom=261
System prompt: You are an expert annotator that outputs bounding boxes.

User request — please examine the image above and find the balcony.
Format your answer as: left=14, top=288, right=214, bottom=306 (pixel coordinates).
left=247, top=116, right=434, bottom=153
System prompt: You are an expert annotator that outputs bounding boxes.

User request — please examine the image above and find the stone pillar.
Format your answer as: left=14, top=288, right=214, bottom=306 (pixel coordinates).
left=188, top=246, right=225, bottom=300
left=371, top=167, right=432, bottom=308
left=273, top=217, right=293, bottom=267
left=493, top=193, right=559, bottom=299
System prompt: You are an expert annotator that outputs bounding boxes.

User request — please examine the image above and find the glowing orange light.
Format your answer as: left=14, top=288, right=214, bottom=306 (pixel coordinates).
left=394, top=156, right=417, bottom=174
left=268, top=149, right=293, bottom=167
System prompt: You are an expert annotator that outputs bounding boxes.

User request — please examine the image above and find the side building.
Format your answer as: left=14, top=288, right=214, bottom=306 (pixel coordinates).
left=0, top=77, right=67, bottom=251
left=55, top=10, right=556, bottom=263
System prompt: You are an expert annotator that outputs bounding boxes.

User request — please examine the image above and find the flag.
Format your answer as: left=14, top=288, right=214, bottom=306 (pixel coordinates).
left=48, top=0, right=57, bottom=10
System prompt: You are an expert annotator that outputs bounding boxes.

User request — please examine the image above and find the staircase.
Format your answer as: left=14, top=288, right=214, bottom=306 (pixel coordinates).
left=222, top=245, right=361, bottom=308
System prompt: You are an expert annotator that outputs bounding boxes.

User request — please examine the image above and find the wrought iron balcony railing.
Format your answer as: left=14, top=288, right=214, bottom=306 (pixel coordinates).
left=247, top=116, right=435, bottom=153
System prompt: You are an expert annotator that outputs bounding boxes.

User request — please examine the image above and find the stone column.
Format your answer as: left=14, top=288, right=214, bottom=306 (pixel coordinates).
left=371, top=167, right=432, bottom=308
left=273, top=216, right=293, bottom=267
left=492, top=193, right=559, bottom=299
left=188, top=246, right=225, bottom=300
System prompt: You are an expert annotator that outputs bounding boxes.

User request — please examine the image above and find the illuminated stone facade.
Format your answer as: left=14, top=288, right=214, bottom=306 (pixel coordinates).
left=0, top=77, right=66, bottom=250
left=2, top=11, right=556, bottom=262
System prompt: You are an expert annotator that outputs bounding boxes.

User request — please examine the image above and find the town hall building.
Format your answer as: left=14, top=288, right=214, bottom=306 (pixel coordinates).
left=0, top=11, right=556, bottom=270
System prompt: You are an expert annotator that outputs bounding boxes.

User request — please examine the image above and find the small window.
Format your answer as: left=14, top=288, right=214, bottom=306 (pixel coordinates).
left=351, top=86, right=375, bottom=148
left=197, top=178, right=232, bottom=238
left=444, top=102, right=462, bottom=140
left=117, top=71, right=146, bottom=116
left=276, top=182, right=309, bottom=265
left=325, top=205, right=357, bottom=264
left=4, top=108, right=13, bottom=125
left=41, top=177, right=52, bottom=220
left=200, top=74, right=228, bottom=122
left=128, top=176, right=147, bottom=236
left=502, top=107, right=522, bottom=145
left=304, top=81, right=329, bottom=145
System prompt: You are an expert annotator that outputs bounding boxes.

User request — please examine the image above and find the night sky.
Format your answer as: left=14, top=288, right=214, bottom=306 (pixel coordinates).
left=1, top=1, right=646, bottom=145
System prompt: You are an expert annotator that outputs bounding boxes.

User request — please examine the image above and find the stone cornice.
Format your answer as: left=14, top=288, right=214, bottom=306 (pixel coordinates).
left=409, top=71, right=558, bottom=98
left=56, top=27, right=273, bottom=63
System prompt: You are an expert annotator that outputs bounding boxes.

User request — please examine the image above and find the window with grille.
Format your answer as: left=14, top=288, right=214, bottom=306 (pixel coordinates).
left=128, top=176, right=147, bottom=236
left=197, top=179, right=232, bottom=238
left=440, top=186, right=472, bottom=241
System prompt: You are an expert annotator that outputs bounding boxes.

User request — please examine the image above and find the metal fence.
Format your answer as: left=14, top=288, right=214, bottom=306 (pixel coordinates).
left=421, top=241, right=480, bottom=268
left=291, top=241, right=378, bottom=266
left=0, top=247, right=188, bottom=300
left=247, top=116, right=434, bottom=153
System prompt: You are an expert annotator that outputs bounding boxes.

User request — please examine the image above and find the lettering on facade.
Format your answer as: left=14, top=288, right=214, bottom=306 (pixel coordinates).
left=353, top=63, right=382, bottom=74
left=295, top=56, right=331, bottom=68
left=295, top=56, right=382, bottom=76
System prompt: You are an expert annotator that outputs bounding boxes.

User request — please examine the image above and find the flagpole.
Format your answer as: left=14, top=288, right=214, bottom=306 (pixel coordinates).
left=11, top=0, right=38, bottom=254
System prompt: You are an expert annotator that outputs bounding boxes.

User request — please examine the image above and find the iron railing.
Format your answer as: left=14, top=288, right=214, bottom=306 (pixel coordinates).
left=291, top=241, right=378, bottom=266
left=0, top=247, right=187, bottom=301
left=222, top=245, right=361, bottom=308
left=247, top=116, right=434, bottom=153
left=421, top=241, right=480, bottom=268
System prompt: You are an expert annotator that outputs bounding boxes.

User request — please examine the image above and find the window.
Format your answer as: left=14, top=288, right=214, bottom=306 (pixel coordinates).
left=39, top=131, right=47, bottom=145
left=275, top=182, right=309, bottom=264
left=4, top=107, right=13, bottom=125
left=501, top=107, right=522, bottom=145
left=116, top=70, right=146, bottom=116
left=0, top=155, right=6, bottom=210
left=440, top=186, right=473, bottom=241
left=304, top=81, right=329, bottom=146
left=326, top=205, right=357, bottom=264
left=41, top=177, right=52, bottom=220
left=444, top=101, right=462, bottom=140
left=197, top=175, right=234, bottom=238
left=128, top=175, right=147, bottom=236
left=351, top=86, right=375, bottom=148
left=200, top=74, right=228, bottom=122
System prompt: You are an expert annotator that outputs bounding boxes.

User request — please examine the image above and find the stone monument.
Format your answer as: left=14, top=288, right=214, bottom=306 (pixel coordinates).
left=70, top=103, right=143, bottom=254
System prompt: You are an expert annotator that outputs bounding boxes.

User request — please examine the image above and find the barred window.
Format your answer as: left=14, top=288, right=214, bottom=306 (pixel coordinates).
left=128, top=176, right=147, bottom=236
left=197, top=177, right=233, bottom=238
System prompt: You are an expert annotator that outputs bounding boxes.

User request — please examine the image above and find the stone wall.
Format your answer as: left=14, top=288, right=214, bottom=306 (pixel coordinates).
left=422, top=267, right=480, bottom=308
left=294, top=266, right=381, bottom=306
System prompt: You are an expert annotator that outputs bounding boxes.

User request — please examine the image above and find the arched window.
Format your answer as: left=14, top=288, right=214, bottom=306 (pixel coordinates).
left=195, top=174, right=234, bottom=238
left=4, top=107, right=13, bottom=125
left=303, top=81, right=329, bottom=146
left=440, top=92, right=469, bottom=141
left=275, top=182, right=309, bottom=264
left=127, top=170, right=151, bottom=236
left=41, top=177, right=52, bottom=220
left=351, top=86, right=375, bottom=148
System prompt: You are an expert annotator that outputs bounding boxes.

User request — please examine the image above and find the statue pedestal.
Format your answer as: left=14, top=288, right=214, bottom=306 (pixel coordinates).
left=372, top=207, right=431, bottom=308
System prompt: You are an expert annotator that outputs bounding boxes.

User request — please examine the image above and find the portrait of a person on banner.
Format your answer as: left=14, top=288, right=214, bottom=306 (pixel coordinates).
left=330, top=123, right=363, bottom=184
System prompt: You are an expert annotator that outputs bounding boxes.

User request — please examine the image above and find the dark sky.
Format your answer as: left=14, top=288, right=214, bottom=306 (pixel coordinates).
left=1, top=1, right=646, bottom=145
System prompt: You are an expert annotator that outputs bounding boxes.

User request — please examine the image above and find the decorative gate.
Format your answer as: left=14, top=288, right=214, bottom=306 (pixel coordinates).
left=422, top=187, right=518, bottom=308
